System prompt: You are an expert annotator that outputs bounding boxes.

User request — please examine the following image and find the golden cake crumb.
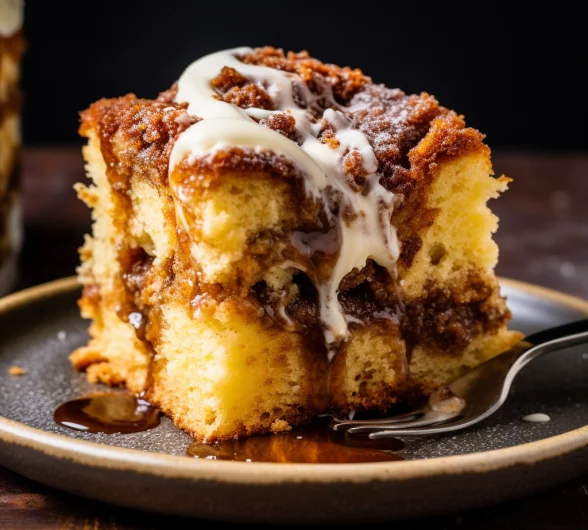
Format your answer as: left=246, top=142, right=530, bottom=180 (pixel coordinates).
left=270, top=420, right=293, bottom=433
left=8, top=365, right=26, bottom=376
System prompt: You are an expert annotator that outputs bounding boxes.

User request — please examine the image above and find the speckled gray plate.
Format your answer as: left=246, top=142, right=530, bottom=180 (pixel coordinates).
left=0, top=277, right=587, bottom=523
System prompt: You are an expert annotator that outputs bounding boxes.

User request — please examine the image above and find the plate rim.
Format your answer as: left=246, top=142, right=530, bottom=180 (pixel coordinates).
left=0, top=276, right=587, bottom=485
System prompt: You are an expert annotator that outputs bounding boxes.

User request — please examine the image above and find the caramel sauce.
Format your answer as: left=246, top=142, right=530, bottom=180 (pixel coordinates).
left=187, top=418, right=405, bottom=463
left=55, top=397, right=403, bottom=463
left=54, top=393, right=160, bottom=434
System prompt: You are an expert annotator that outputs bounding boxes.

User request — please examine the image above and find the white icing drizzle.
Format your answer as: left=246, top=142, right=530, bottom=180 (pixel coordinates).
left=0, top=0, right=23, bottom=37
left=170, top=48, right=399, bottom=355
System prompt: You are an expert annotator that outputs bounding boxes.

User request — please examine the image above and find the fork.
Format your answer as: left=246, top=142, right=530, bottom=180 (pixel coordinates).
left=332, top=319, right=588, bottom=438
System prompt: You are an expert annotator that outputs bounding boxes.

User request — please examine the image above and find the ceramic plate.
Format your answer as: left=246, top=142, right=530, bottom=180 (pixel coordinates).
left=0, top=277, right=586, bottom=523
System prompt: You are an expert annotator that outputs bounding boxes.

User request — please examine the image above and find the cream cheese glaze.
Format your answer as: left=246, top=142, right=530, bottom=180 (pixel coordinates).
left=170, top=47, right=400, bottom=355
left=0, top=0, right=23, bottom=37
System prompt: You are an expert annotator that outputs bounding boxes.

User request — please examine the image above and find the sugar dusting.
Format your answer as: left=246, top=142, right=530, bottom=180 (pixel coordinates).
left=170, top=48, right=399, bottom=354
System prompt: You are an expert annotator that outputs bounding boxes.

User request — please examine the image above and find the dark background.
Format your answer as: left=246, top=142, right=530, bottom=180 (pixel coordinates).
left=21, top=0, right=586, bottom=150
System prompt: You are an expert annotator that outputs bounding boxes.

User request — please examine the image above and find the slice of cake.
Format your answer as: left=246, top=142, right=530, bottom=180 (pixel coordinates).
left=72, top=47, right=522, bottom=442
left=0, top=0, right=24, bottom=295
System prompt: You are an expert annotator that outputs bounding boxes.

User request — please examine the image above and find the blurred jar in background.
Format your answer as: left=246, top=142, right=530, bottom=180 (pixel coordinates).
left=0, top=0, right=24, bottom=295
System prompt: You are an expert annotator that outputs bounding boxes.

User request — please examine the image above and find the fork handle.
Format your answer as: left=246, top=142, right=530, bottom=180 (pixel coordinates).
left=524, top=319, right=588, bottom=347
left=511, top=319, right=588, bottom=374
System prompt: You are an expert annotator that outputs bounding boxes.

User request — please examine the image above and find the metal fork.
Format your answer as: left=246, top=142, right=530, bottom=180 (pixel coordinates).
left=332, top=319, right=588, bottom=438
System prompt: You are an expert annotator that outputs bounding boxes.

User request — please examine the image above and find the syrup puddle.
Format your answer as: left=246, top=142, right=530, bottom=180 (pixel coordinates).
left=54, top=393, right=160, bottom=434
left=187, top=417, right=405, bottom=463
left=54, top=397, right=405, bottom=462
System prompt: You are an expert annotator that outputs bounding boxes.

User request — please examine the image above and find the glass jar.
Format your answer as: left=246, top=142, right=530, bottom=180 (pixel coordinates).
left=0, top=0, right=24, bottom=295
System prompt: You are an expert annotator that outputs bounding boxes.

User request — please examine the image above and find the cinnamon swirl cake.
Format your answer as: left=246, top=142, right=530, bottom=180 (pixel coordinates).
left=72, top=47, right=522, bottom=442
left=0, top=0, right=24, bottom=295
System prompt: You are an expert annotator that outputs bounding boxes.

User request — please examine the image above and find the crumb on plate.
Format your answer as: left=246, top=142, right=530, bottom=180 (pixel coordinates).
left=8, top=365, right=26, bottom=376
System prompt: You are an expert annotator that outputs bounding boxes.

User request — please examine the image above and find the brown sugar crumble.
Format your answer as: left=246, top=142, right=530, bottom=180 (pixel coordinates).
left=241, top=46, right=369, bottom=103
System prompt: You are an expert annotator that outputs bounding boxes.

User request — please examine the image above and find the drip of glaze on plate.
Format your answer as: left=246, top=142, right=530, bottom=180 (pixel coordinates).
left=0, top=0, right=24, bottom=37
left=187, top=417, right=405, bottom=463
left=522, top=413, right=550, bottom=423
left=169, top=47, right=399, bottom=359
left=54, top=393, right=161, bottom=434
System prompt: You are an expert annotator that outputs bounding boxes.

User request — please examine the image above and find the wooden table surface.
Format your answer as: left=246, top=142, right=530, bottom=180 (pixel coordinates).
left=1, top=148, right=587, bottom=529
